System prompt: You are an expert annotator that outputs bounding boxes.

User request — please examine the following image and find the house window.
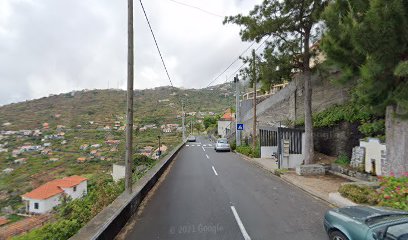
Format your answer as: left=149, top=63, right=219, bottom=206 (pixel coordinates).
left=73, top=186, right=77, bottom=192
left=34, top=202, right=39, bottom=209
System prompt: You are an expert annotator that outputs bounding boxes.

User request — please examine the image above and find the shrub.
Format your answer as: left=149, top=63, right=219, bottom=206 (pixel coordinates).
left=230, top=141, right=236, bottom=151
left=236, top=145, right=252, bottom=156
left=339, top=184, right=377, bottom=204
left=335, top=154, right=350, bottom=166
left=376, top=176, right=408, bottom=211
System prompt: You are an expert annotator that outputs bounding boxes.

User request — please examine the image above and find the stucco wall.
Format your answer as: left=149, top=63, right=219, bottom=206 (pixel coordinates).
left=62, top=181, right=87, bottom=199
left=25, top=194, right=61, bottom=214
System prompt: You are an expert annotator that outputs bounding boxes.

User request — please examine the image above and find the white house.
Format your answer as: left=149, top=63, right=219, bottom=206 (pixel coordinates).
left=111, top=164, right=125, bottom=182
left=21, top=175, right=87, bottom=214
left=217, top=109, right=234, bottom=138
left=360, top=138, right=386, bottom=176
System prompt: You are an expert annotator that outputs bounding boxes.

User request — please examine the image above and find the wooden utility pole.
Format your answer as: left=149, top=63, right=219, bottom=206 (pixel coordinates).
left=252, top=50, right=257, bottom=150
left=234, top=75, right=241, bottom=146
left=125, top=0, right=134, bottom=194
left=182, top=101, right=185, bottom=140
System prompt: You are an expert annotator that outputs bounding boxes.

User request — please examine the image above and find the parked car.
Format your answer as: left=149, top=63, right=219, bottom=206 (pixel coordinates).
left=187, top=135, right=196, bottom=142
left=214, top=138, right=230, bottom=152
left=324, top=206, right=408, bottom=240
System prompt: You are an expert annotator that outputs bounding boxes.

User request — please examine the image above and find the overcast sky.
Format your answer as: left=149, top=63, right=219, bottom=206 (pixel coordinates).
left=0, top=0, right=262, bottom=106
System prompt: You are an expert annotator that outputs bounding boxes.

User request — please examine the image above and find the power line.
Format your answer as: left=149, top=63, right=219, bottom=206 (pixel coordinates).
left=167, top=0, right=223, bottom=18
left=138, top=0, right=175, bottom=88
left=206, top=41, right=256, bottom=88
left=139, top=0, right=188, bottom=113
left=225, top=36, right=271, bottom=82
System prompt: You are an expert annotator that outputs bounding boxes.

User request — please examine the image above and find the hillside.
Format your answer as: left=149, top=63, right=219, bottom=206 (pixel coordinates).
left=0, top=84, right=234, bottom=219
left=0, top=84, right=235, bottom=131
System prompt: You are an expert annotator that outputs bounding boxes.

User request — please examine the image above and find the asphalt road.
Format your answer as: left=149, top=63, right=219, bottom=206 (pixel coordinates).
left=124, top=136, right=330, bottom=240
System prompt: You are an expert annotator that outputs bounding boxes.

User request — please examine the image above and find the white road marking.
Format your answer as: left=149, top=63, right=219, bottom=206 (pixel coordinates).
left=208, top=144, right=212, bottom=147
left=211, top=166, right=218, bottom=176
left=202, top=146, right=205, bottom=151
left=206, top=154, right=210, bottom=159
left=230, top=206, right=251, bottom=240
left=203, top=144, right=206, bottom=147
left=186, top=144, right=190, bottom=146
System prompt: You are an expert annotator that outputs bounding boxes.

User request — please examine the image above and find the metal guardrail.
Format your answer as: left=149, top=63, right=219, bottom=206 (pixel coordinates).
left=70, top=141, right=185, bottom=240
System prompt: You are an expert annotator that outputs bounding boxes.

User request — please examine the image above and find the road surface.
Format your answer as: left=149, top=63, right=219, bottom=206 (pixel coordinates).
left=123, top=136, right=330, bottom=240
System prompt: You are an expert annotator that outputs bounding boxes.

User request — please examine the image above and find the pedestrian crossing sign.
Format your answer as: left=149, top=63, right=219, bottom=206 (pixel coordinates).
left=237, top=124, right=244, bottom=131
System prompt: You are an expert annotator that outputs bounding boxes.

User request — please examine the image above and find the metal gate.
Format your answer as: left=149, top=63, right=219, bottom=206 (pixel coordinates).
left=259, top=126, right=304, bottom=168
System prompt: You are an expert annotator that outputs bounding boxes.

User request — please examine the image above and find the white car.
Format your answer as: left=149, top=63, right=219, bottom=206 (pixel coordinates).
left=187, top=135, right=196, bottom=142
left=214, top=138, right=230, bottom=152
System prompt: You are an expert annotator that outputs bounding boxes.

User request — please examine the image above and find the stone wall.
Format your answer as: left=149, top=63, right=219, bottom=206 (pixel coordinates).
left=240, top=74, right=350, bottom=140
left=350, top=146, right=365, bottom=169
left=313, top=122, right=363, bottom=158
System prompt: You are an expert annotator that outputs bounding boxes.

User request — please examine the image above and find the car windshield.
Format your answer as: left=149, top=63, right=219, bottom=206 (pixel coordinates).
left=217, top=139, right=228, bottom=143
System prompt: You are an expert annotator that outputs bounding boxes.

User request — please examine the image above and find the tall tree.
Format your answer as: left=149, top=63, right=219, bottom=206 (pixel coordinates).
left=322, top=0, right=408, bottom=176
left=224, top=0, right=328, bottom=164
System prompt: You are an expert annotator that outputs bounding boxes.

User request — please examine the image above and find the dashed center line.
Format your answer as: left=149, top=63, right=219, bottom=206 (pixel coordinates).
left=202, top=146, right=205, bottom=151
left=231, top=206, right=251, bottom=240
left=206, top=154, right=209, bottom=159
left=211, top=166, right=218, bottom=176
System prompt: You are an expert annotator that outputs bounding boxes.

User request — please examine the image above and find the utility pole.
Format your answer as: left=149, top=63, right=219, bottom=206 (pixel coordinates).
left=182, top=101, right=185, bottom=141
left=158, top=135, right=161, bottom=157
left=234, top=75, right=241, bottom=146
left=190, top=119, right=193, bottom=135
left=252, top=49, right=257, bottom=150
left=125, top=0, right=134, bottom=194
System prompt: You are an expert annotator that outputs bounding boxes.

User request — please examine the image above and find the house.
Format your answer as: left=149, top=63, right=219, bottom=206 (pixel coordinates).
left=217, top=109, right=235, bottom=138
left=111, top=164, right=125, bottom=182
left=77, top=157, right=87, bottom=163
left=80, top=144, right=89, bottom=150
left=91, top=144, right=101, bottom=148
left=21, top=176, right=87, bottom=214
left=41, top=148, right=52, bottom=155
left=105, top=140, right=120, bottom=145
left=2, top=168, right=14, bottom=174
left=43, top=143, right=52, bottom=147
left=14, top=158, right=27, bottom=164
left=42, top=123, right=49, bottom=129
left=163, top=128, right=172, bottom=133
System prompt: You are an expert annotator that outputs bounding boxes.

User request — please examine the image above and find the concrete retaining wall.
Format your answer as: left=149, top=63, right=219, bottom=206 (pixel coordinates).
left=70, top=142, right=185, bottom=240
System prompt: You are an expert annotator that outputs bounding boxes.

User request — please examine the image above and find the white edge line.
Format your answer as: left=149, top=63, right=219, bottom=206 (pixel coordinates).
left=230, top=206, right=251, bottom=240
left=211, top=166, right=218, bottom=176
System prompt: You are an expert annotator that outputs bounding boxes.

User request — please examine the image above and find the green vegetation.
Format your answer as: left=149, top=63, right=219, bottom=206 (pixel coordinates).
left=236, top=144, right=260, bottom=158
left=274, top=169, right=288, bottom=177
left=295, top=102, right=385, bottom=139
left=322, top=0, right=408, bottom=115
left=339, top=176, right=408, bottom=211
left=339, top=184, right=377, bottom=204
left=334, top=154, right=350, bottom=167
left=13, top=176, right=125, bottom=240
left=376, top=176, right=408, bottom=211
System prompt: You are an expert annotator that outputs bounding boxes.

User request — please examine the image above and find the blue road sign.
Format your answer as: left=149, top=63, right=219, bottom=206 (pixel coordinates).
left=237, top=124, right=244, bottom=131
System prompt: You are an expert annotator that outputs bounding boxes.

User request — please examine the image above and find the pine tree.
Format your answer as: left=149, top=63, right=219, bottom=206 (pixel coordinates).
left=224, top=0, right=329, bottom=164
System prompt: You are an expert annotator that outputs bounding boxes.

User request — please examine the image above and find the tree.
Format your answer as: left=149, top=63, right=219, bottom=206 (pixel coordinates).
left=224, top=0, right=328, bottom=164
left=322, top=0, right=408, bottom=176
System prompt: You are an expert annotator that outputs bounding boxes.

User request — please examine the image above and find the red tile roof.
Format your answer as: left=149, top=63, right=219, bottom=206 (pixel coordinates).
left=0, top=217, right=10, bottom=226
left=21, top=176, right=87, bottom=200
left=220, top=110, right=235, bottom=121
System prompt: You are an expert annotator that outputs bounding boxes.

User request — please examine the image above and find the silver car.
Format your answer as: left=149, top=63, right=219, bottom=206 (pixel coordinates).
left=215, top=138, right=230, bottom=152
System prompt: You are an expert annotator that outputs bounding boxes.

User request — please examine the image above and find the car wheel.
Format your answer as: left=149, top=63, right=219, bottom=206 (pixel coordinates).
left=329, top=231, right=349, bottom=240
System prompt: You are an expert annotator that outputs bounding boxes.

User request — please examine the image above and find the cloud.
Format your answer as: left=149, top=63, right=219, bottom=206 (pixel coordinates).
left=0, top=0, right=261, bottom=105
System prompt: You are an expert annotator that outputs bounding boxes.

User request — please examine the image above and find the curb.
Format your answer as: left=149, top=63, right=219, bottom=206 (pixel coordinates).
left=233, top=151, right=338, bottom=207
